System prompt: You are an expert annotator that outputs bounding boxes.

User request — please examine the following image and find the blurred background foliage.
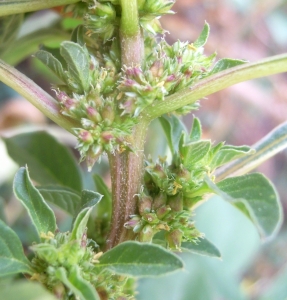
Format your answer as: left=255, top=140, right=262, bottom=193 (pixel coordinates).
left=0, top=0, right=287, bottom=299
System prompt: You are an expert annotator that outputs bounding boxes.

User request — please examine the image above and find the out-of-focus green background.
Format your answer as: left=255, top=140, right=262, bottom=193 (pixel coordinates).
left=0, top=1, right=287, bottom=299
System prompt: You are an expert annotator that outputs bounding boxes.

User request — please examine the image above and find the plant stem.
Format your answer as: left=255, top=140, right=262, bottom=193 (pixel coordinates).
left=0, top=0, right=79, bottom=16
left=0, top=59, right=79, bottom=134
left=144, top=53, right=287, bottom=120
left=107, top=119, right=149, bottom=249
left=106, top=0, right=145, bottom=248
left=120, top=0, right=143, bottom=67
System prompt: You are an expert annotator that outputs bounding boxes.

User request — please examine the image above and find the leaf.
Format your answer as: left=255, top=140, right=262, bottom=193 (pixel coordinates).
left=97, top=241, right=184, bottom=277
left=183, top=140, right=211, bottom=170
left=37, top=185, right=81, bottom=216
left=93, top=174, right=112, bottom=218
left=13, top=167, right=56, bottom=238
left=70, top=197, right=101, bottom=242
left=1, top=281, right=57, bottom=300
left=193, top=22, right=210, bottom=48
left=55, top=266, right=100, bottom=300
left=80, top=189, right=103, bottom=209
left=3, top=131, right=83, bottom=192
left=35, top=50, right=66, bottom=82
left=0, top=14, right=23, bottom=50
left=216, top=121, right=287, bottom=180
left=0, top=219, right=32, bottom=277
left=189, top=117, right=202, bottom=142
left=210, top=145, right=255, bottom=170
left=71, top=25, right=85, bottom=46
left=181, top=237, right=221, bottom=258
left=210, top=58, right=246, bottom=75
left=0, top=197, right=6, bottom=222
left=205, top=173, right=283, bottom=238
left=159, top=115, right=186, bottom=154
left=60, top=41, right=90, bottom=93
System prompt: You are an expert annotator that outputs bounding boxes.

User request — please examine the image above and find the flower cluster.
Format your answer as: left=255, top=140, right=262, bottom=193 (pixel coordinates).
left=118, top=37, right=215, bottom=116
left=31, top=231, right=134, bottom=299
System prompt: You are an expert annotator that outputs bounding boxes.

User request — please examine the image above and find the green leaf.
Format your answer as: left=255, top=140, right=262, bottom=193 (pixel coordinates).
left=97, top=241, right=184, bottom=277
left=55, top=266, right=100, bottom=300
left=193, top=22, right=210, bottom=48
left=37, top=185, right=81, bottom=216
left=159, top=115, right=186, bottom=154
left=60, top=41, right=90, bottom=93
left=210, top=58, right=246, bottom=75
left=183, top=140, right=211, bottom=170
left=71, top=25, right=85, bottom=46
left=81, top=189, right=103, bottom=209
left=1, top=281, right=57, bottom=300
left=189, top=117, right=202, bottom=142
left=0, top=14, right=23, bottom=50
left=70, top=197, right=101, bottom=242
left=181, top=237, right=221, bottom=258
left=3, top=131, right=83, bottom=192
left=210, top=145, right=255, bottom=170
left=0, top=219, right=32, bottom=277
left=35, top=50, right=66, bottom=82
left=216, top=121, right=287, bottom=180
left=206, top=173, right=283, bottom=238
left=93, top=174, right=112, bottom=218
left=13, top=167, right=56, bottom=238
left=0, top=197, right=6, bottom=222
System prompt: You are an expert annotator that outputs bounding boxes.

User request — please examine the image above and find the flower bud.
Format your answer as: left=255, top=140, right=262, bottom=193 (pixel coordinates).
left=143, top=212, right=159, bottom=224
left=138, top=194, right=152, bottom=216
left=156, top=205, right=171, bottom=219
left=152, top=192, right=167, bottom=210
left=78, top=130, right=94, bottom=144
left=87, top=106, right=102, bottom=123
left=138, top=225, right=154, bottom=243
left=124, top=215, right=141, bottom=229
left=101, top=104, right=115, bottom=124
left=168, top=193, right=183, bottom=212
left=166, top=229, right=183, bottom=250
left=150, top=60, right=164, bottom=78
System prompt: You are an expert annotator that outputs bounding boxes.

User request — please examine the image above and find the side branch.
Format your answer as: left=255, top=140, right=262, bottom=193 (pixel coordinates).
left=0, top=60, right=79, bottom=134
left=144, top=53, right=287, bottom=120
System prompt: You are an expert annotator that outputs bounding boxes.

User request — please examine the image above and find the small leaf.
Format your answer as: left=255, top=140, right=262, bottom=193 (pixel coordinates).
left=97, top=241, right=184, bottom=277
left=0, top=219, right=32, bottom=277
left=35, top=50, right=66, bottom=82
left=189, top=117, right=202, bottom=142
left=70, top=196, right=101, bottom=242
left=60, top=41, right=90, bottom=93
left=205, top=173, right=283, bottom=238
left=1, top=281, right=57, bottom=300
left=210, top=145, right=255, bottom=170
left=37, top=185, right=81, bottom=216
left=183, top=140, right=211, bottom=170
left=193, top=22, right=210, bottom=48
left=181, top=237, right=221, bottom=258
left=71, top=25, right=85, bottom=46
left=3, top=131, right=83, bottom=192
left=13, top=167, right=57, bottom=238
left=55, top=266, right=100, bottom=300
left=159, top=115, right=186, bottom=154
left=210, top=58, right=246, bottom=75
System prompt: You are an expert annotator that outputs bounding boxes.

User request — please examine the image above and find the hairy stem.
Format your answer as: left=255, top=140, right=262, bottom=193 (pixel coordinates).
left=0, top=59, right=79, bottom=134
left=107, top=119, right=149, bottom=249
left=0, top=0, right=79, bottom=16
left=144, top=53, right=287, bottom=120
left=106, top=0, right=145, bottom=248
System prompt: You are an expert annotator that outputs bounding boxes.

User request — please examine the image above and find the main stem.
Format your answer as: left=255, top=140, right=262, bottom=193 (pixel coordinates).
left=106, top=0, right=145, bottom=249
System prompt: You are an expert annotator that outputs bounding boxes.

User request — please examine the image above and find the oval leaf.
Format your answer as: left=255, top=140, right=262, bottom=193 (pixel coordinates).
left=13, top=167, right=56, bottom=238
left=183, top=140, right=211, bottom=169
left=181, top=237, right=221, bottom=258
left=0, top=219, right=32, bottom=277
left=97, top=241, right=184, bottom=277
left=3, top=131, right=83, bottom=192
left=210, top=58, right=246, bottom=75
left=37, top=185, right=81, bottom=216
left=193, top=22, right=210, bottom=48
left=70, top=196, right=102, bottom=242
left=55, top=267, right=100, bottom=300
left=206, top=173, right=283, bottom=238
left=35, top=50, right=65, bottom=82
left=60, top=41, right=90, bottom=93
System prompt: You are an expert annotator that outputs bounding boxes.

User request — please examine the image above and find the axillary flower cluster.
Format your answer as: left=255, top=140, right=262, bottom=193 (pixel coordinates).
left=36, top=0, right=215, bottom=170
